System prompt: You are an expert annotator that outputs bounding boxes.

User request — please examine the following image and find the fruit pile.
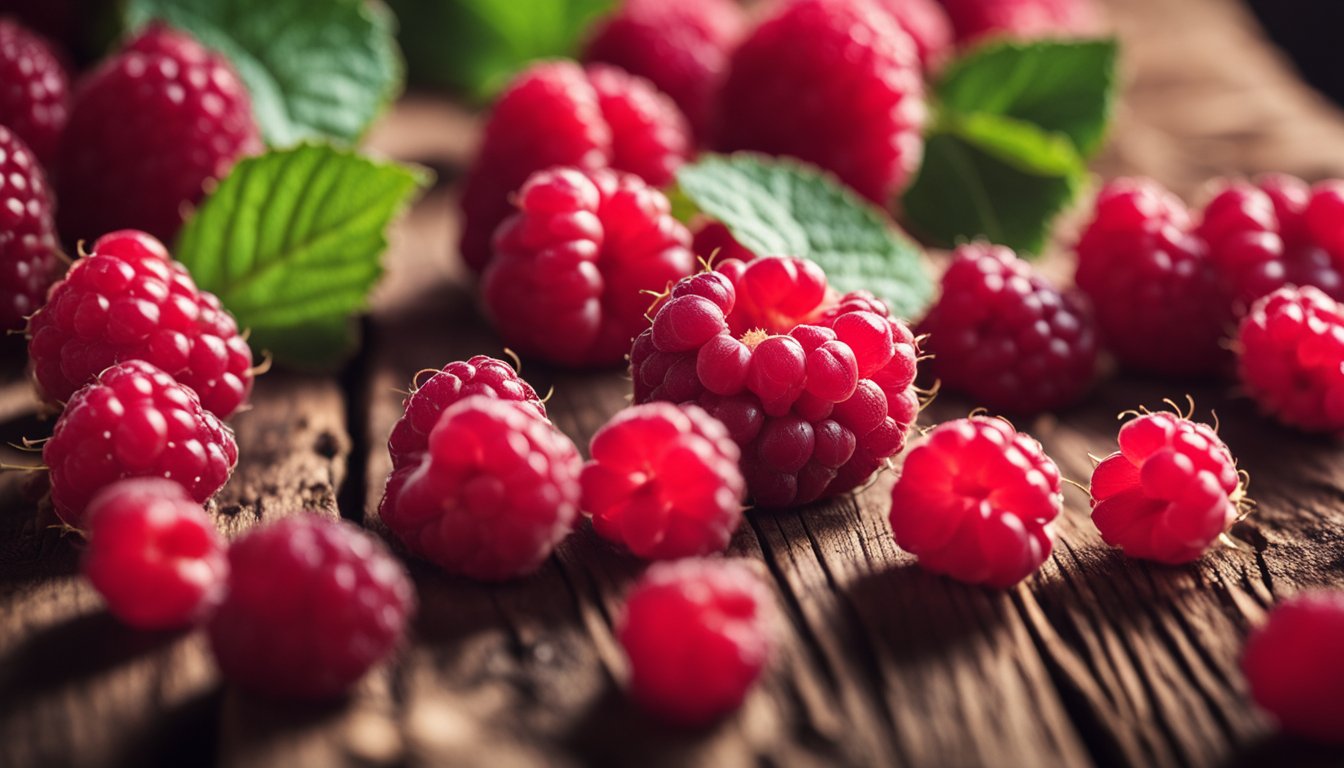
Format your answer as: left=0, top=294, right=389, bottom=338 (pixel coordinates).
left=2, top=0, right=1341, bottom=746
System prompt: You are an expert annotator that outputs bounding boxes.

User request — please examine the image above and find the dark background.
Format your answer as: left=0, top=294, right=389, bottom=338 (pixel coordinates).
left=1247, top=0, right=1344, bottom=107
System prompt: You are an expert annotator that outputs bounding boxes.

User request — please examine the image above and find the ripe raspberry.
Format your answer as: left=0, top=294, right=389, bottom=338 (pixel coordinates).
left=618, top=558, right=774, bottom=726
left=483, top=166, right=695, bottom=368
left=43, top=360, right=238, bottom=527
left=379, top=396, right=582, bottom=581
left=1241, top=592, right=1344, bottom=745
left=459, top=60, right=692, bottom=273
left=387, top=355, right=546, bottom=473
left=0, top=124, right=59, bottom=333
left=581, top=402, right=745, bottom=559
left=715, top=0, right=926, bottom=204
left=1236, top=285, right=1344, bottom=433
left=920, top=242, right=1097, bottom=413
left=56, top=24, right=261, bottom=244
left=1199, top=175, right=1344, bottom=312
left=208, top=515, right=415, bottom=700
left=1075, top=178, right=1227, bottom=377
left=0, top=19, right=68, bottom=166
left=937, top=0, right=1099, bottom=46
left=632, top=256, right=922, bottom=508
left=872, top=0, right=955, bottom=70
left=27, top=229, right=254, bottom=417
left=81, top=477, right=227, bottom=630
left=1088, top=408, right=1242, bottom=564
left=889, top=416, right=1061, bottom=587
left=584, top=0, right=746, bottom=141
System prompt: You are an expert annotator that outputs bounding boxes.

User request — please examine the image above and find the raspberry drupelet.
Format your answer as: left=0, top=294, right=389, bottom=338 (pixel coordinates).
left=618, top=558, right=774, bottom=726
left=482, top=166, right=696, bottom=368
left=43, top=360, right=238, bottom=526
left=888, top=416, right=1062, bottom=588
left=1236, top=285, right=1344, bottom=433
left=379, top=396, right=583, bottom=581
left=0, top=124, right=60, bottom=333
left=632, top=256, right=923, bottom=508
left=1241, top=592, right=1344, bottom=745
left=27, top=229, right=254, bottom=418
left=920, top=242, right=1098, bottom=413
left=1089, top=406, right=1244, bottom=564
left=581, top=402, right=745, bottom=559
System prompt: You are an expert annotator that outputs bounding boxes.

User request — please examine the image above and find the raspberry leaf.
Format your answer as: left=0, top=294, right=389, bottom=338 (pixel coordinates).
left=124, top=0, right=402, bottom=146
left=175, top=144, right=430, bottom=368
left=675, top=153, right=932, bottom=320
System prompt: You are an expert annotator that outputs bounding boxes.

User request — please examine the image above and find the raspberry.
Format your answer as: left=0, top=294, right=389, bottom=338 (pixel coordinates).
left=482, top=166, right=695, bottom=368
left=1088, top=408, right=1243, bottom=564
left=584, top=0, right=746, bottom=141
left=581, top=402, right=745, bottom=559
left=618, top=558, right=773, bottom=726
left=871, top=0, right=955, bottom=70
left=691, top=221, right=757, bottom=265
left=56, top=24, right=261, bottom=245
left=207, top=515, right=415, bottom=700
left=0, top=19, right=68, bottom=167
left=1199, top=175, right=1344, bottom=311
left=1241, top=592, right=1344, bottom=745
left=81, top=477, right=227, bottom=630
left=888, top=416, right=1060, bottom=587
left=1236, top=285, right=1344, bottom=432
left=920, top=242, right=1097, bottom=413
left=937, top=0, right=1099, bottom=46
left=715, top=0, right=926, bottom=204
left=387, top=355, right=546, bottom=473
left=632, top=256, right=922, bottom=508
left=1075, top=178, right=1227, bottom=377
left=379, top=396, right=582, bottom=581
left=43, top=360, right=238, bottom=527
left=459, top=60, right=691, bottom=273
left=0, top=124, right=59, bottom=333
left=27, top=229, right=254, bottom=418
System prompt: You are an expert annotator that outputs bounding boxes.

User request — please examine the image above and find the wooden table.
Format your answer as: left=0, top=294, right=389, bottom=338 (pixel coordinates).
left=4, top=0, right=1344, bottom=765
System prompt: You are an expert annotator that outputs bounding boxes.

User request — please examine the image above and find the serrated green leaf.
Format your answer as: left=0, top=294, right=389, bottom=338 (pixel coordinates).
left=125, top=0, right=402, bottom=146
left=175, top=144, right=429, bottom=368
left=902, top=113, right=1087, bottom=255
left=676, top=154, right=932, bottom=320
left=936, top=39, right=1118, bottom=157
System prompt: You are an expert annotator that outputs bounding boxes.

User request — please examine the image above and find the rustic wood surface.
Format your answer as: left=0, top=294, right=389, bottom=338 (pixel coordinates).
left=4, top=0, right=1344, bottom=765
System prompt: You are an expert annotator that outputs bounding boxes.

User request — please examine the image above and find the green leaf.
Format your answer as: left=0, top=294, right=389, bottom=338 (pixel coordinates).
left=175, top=144, right=430, bottom=368
left=902, top=113, right=1087, bottom=255
left=124, top=0, right=402, bottom=146
left=385, top=0, right=614, bottom=100
left=935, top=38, right=1119, bottom=157
left=676, top=154, right=933, bottom=321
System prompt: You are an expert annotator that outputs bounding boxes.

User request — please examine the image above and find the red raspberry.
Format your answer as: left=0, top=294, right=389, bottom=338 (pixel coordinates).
left=483, top=166, right=695, bottom=368
left=27, top=229, right=254, bottom=418
left=871, top=0, right=955, bottom=70
left=43, top=360, right=238, bottom=526
left=1089, top=408, right=1243, bottom=564
left=632, top=256, right=922, bottom=508
left=459, top=60, right=691, bottom=273
left=208, top=515, right=415, bottom=700
left=0, top=19, right=68, bottom=167
left=618, top=558, right=774, bottom=726
left=1199, top=175, right=1344, bottom=312
left=920, top=242, right=1097, bottom=413
left=379, top=396, right=582, bottom=581
left=888, top=416, right=1060, bottom=587
left=1075, top=178, right=1227, bottom=377
left=584, top=0, right=746, bottom=141
left=386, top=355, right=546, bottom=473
left=0, top=124, right=59, bottom=333
left=1236, top=285, right=1344, bottom=433
left=691, top=221, right=757, bottom=266
left=56, top=24, right=261, bottom=245
left=81, top=478, right=227, bottom=630
left=715, top=0, right=926, bottom=204
left=937, top=0, right=1099, bottom=46
left=1241, top=592, right=1344, bottom=745
left=581, top=402, right=745, bottom=559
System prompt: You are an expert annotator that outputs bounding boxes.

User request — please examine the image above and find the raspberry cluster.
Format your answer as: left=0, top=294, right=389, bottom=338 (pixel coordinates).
left=1236, top=285, right=1344, bottom=433
left=1241, top=592, right=1344, bottom=745
left=0, top=18, right=68, bottom=166
left=0, top=124, right=60, bottom=333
